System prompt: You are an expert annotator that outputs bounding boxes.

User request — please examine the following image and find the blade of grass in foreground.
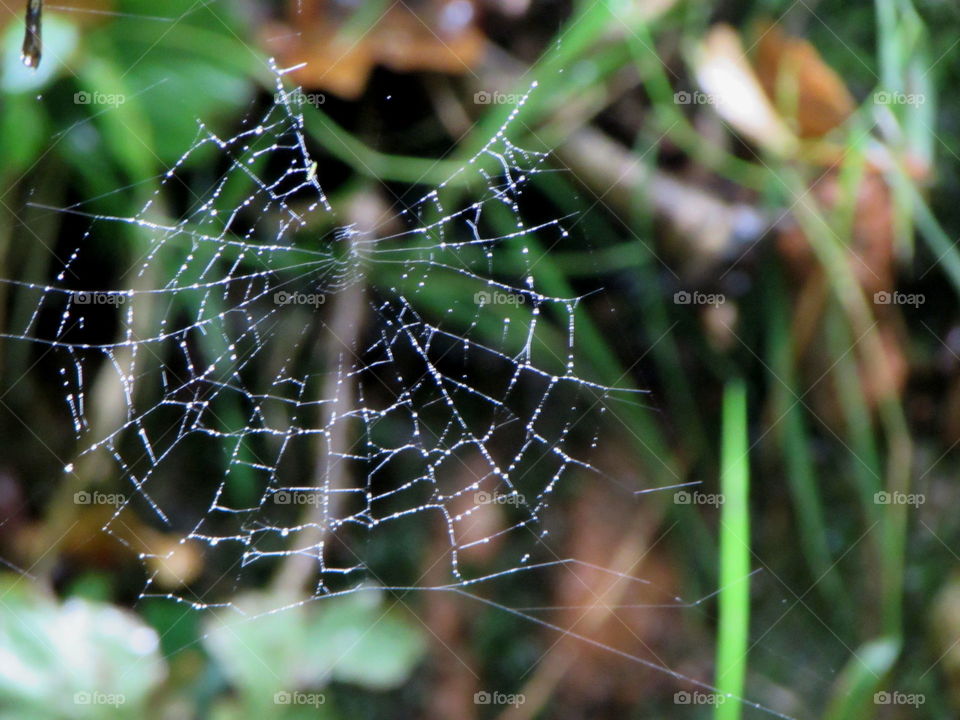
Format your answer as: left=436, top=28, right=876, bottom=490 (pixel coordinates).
left=715, top=380, right=750, bottom=720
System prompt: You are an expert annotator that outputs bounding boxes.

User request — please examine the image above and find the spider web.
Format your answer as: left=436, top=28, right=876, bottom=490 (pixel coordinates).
left=4, top=61, right=794, bottom=719
left=14, top=61, right=611, bottom=600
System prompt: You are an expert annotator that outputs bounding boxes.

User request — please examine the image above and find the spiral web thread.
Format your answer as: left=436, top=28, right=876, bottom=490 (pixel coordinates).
left=2, top=60, right=790, bottom=719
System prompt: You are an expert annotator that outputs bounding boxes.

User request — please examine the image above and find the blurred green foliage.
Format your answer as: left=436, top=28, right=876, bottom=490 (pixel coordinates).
left=0, top=575, right=165, bottom=719
left=1, top=0, right=960, bottom=718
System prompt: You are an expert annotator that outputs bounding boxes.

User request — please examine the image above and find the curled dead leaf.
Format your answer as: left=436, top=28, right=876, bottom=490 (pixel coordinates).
left=694, top=24, right=797, bottom=156
left=262, top=0, right=486, bottom=99
left=753, top=22, right=855, bottom=139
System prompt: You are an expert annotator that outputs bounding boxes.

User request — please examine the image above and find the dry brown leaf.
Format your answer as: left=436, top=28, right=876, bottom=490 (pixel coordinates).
left=695, top=24, right=914, bottom=414
left=695, top=22, right=857, bottom=155
left=777, top=167, right=896, bottom=298
left=262, top=0, right=486, bottom=99
left=35, top=503, right=204, bottom=589
left=417, top=451, right=511, bottom=720
left=539, top=474, right=691, bottom=716
left=695, top=24, right=798, bottom=156
left=501, top=454, right=689, bottom=719
left=754, top=22, right=855, bottom=139
left=778, top=165, right=909, bottom=415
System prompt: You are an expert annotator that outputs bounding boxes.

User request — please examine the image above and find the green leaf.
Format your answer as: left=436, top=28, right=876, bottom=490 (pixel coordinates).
left=0, top=575, right=166, bottom=720
left=823, top=637, right=900, bottom=720
left=0, top=92, right=47, bottom=179
left=203, top=588, right=426, bottom=710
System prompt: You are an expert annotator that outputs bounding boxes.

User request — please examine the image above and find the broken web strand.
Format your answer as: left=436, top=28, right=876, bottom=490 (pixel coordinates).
left=3, top=57, right=793, bottom=719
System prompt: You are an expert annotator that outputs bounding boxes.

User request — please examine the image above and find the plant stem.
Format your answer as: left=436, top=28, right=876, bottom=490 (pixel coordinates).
left=715, top=379, right=750, bottom=720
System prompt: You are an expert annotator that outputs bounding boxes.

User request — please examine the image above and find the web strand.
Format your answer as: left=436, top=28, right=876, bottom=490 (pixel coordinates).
left=1, top=60, right=792, bottom=719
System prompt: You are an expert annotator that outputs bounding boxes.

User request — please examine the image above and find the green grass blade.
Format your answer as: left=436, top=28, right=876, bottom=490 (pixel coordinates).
left=715, top=379, right=750, bottom=720
left=823, top=637, right=900, bottom=720
left=765, top=272, right=851, bottom=621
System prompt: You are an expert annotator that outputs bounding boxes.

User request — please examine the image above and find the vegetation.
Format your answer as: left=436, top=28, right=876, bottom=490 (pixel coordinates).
left=1, top=0, right=959, bottom=718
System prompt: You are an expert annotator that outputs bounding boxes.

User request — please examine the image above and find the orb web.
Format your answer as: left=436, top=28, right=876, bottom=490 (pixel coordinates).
left=1, top=60, right=794, bottom=720
left=6, top=62, right=612, bottom=603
